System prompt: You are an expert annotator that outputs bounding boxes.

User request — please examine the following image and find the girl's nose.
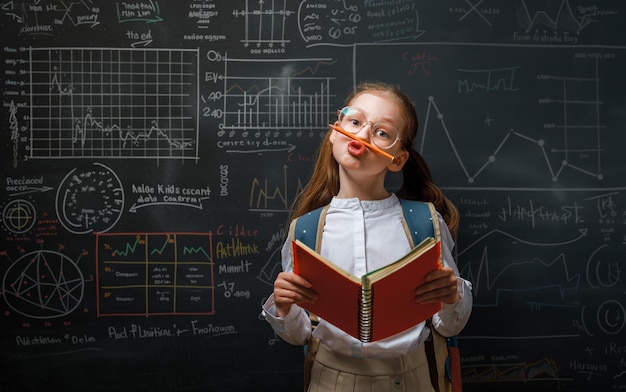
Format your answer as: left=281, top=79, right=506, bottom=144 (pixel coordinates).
left=355, top=121, right=374, bottom=141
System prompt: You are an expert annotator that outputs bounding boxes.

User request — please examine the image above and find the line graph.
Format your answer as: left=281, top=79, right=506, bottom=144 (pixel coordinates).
left=456, top=224, right=584, bottom=309
left=29, top=47, right=199, bottom=160
left=463, top=358, right=563, bottom=385
left=421, top=56, right=606, bottom=187
left=221, top=55, right=338, bottom=134
left=457, top=66, right=521, bottom=94
left=249, top=164, right=305, bottom=212
left=462, top=248, right=581, bottom=308
left=421, top=96, right=566, bottom=184
left=540, top=57, right=605, bottom=180
left=518, top=0, right=596, bottom=34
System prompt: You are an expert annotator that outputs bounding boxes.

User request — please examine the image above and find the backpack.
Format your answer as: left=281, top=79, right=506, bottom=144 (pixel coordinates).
left=291, top=199, right=462, bottom=392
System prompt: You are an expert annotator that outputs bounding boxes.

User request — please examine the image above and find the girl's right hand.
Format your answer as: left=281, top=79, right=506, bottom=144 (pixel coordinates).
left=273, top=272, right=318, bottom=317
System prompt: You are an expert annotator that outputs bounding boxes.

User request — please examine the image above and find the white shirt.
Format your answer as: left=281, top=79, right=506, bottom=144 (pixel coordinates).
left=262, top=194, right=472, bottom=359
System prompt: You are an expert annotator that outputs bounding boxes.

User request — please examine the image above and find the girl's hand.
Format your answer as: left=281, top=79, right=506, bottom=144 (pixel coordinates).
left=273, top=272, right=319, bottom=317
left=414, top=267, right=460, bottom=305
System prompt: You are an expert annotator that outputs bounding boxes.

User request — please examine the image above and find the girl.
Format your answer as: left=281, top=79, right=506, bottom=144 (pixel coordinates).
left=262, top=82, right=472, bottom=391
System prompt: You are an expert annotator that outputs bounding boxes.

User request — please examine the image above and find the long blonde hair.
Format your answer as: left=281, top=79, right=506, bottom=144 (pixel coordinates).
left=290, top=82, right=459, bottom=237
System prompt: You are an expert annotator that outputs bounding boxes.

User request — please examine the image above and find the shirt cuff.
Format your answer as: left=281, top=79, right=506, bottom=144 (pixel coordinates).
left=433, top=277, right=472, bottom=335
left=261, top=294, right=302, bottom=328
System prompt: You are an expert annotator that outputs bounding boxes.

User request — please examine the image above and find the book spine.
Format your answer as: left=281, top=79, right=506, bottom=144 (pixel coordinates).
left=359, top=286, right=373, bottom=343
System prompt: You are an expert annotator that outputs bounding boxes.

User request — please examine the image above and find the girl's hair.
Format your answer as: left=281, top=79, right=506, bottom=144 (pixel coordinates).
left=290, top=81, right=459, bottom=237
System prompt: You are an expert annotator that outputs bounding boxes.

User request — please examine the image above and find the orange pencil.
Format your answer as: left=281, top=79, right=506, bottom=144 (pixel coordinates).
left=329, top=124, right=398, bottom=164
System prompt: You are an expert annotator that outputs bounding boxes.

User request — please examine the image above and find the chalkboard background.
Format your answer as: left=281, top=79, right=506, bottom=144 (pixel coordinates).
left=1, top=1, right=625, bottom=391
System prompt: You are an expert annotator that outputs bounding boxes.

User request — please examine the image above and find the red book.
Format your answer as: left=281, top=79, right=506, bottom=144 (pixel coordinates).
left=292, top=238, right=442, bottom=342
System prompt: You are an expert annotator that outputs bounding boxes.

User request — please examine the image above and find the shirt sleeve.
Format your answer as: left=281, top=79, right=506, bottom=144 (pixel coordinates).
left=261, top=294, right=312, bottom=346
left=432, top=214, right=473, bottom=337
left=259, top=235, right=312, bottom=346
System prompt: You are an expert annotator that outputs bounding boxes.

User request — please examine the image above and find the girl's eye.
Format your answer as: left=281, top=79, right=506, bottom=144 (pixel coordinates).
left=375, top=128, right=389, bottom=139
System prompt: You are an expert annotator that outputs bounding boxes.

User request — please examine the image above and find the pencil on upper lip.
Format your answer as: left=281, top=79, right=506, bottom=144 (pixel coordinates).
left=329, top=123, right=398, bottom=164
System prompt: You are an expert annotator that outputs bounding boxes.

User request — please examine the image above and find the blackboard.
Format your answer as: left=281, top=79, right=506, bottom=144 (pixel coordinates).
left=1, top=1, right=625, bottom=391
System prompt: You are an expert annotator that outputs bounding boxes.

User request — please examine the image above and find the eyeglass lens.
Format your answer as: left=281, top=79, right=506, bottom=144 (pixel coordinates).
left=337, top=107, right=399, bottom=149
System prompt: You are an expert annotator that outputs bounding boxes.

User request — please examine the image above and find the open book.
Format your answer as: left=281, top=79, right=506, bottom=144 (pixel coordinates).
left=292, top=237, right=442, bottom=342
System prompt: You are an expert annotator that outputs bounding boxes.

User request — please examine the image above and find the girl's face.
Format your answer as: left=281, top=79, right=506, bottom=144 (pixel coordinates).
left=329, top=92, right=408, bottom=175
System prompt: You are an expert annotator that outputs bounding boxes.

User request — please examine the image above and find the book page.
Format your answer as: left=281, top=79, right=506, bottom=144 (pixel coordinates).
left=364, top=237, right=437, bottom=284
left=292, top=240, right=363, bottom=339
left=367, top=242, right=442, bottom=341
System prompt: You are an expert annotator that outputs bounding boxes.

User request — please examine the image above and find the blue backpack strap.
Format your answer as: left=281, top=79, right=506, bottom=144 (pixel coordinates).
left=399, top=199, right=438, bottom=246
left=294, top=200, right=438, bottom=251
left=292, top=205, right=329, bottom=252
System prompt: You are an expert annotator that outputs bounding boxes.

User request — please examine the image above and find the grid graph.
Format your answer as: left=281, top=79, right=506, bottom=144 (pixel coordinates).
left=96, top=232, right=215, bottom=317
left=29, top=47, right=199, bottom=160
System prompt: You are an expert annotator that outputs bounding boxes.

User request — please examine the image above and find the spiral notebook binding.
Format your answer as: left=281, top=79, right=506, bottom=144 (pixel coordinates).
left=359, top=286, right=373, bottom=342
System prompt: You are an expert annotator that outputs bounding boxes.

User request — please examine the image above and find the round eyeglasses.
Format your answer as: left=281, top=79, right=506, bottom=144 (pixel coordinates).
left=337, top=107, right=402, bottom=150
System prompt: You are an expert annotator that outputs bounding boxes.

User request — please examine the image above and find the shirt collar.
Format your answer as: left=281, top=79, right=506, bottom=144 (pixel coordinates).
left=330, top=193, right=399, bottom=211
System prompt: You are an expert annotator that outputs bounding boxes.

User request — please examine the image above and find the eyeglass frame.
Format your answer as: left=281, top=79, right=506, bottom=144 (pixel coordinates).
left=336, top=106, right=403, bottom=150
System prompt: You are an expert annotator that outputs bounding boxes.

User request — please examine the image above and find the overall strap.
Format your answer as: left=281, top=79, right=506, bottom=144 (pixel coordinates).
left=291, top=205, right=329, bottom=391
left=400, top=199, right=451, bottom=392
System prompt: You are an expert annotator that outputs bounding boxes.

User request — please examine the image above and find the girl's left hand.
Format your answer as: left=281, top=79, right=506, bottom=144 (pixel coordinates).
left=414, top=267, right=460, bottom=305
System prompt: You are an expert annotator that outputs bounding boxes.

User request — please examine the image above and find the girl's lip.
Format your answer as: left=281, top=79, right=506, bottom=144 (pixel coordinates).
left=347, top=140, right=367, bottom=157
